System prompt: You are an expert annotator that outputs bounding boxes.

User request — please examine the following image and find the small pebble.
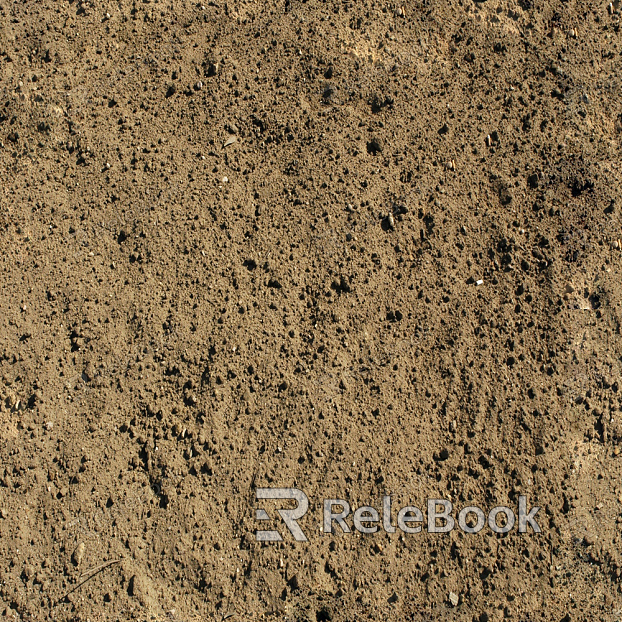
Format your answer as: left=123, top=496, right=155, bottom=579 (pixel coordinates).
left=83, top=361, right=95, bottom=382
left=476, top=279, right=484, bottom=286
left=72, top=542, right=86, bottom=567
left=387, top=213, right=395, bottom=229
left=449, top=591, right=459, bottom=607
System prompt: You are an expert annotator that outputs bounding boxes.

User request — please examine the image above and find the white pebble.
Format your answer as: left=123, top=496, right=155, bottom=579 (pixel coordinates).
left=476, top=279, right=484, bottom=286
left=72, top=542, right=86, bottom=567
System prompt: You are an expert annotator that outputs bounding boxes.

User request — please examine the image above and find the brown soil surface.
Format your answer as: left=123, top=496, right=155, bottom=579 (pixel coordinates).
left=1, top=0, right=622, bottom=620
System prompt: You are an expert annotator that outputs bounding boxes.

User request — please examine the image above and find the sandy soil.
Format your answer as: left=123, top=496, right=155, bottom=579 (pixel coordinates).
left=1, top=0, right=622, bottom=620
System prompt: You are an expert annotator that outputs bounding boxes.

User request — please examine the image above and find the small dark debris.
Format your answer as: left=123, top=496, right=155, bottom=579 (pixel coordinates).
left=331, top=276, right=352, bottom=294
left=571, top=177, right=594, bottom=197
left=316, top=606, right=333, bottom=622
left=366, top=138, right=383, bottom=155
left=322, top=83, right=337, bottom=102
left=370, top=93, right=394, bottom=113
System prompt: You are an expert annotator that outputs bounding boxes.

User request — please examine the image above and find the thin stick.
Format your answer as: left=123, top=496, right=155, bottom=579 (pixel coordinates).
left=54, top=558, right=122, bottom=607
left=78, top=558, right=122, bottom=580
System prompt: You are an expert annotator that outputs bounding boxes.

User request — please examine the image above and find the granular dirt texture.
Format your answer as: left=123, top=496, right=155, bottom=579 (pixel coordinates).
left=1, top=0, right=622, bottom=620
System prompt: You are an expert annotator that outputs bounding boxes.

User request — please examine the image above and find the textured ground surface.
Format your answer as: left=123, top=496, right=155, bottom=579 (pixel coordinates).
left=1, top=0, right=622, bottom=620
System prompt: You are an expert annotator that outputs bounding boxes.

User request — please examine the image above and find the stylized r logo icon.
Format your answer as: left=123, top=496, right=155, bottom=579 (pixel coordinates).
left=255, top=488, right=309, bottom=542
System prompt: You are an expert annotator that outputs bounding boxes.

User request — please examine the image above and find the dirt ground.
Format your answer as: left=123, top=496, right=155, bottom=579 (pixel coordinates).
left=1, top=0, right=622, bottom=620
